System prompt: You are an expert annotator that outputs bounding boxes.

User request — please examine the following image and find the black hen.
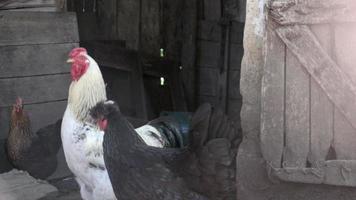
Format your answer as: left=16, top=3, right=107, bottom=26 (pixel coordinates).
left=90, top=101, right=241, bottom=200
left=6, top=98, right=62, bottom=179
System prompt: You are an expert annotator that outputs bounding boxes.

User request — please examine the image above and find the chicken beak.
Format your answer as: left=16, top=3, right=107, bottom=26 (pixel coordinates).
left=67, top=58, right=74, bottom=63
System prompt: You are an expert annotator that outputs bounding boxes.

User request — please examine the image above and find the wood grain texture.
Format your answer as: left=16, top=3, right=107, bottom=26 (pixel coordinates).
left=228, top=70, right=241, bottom=99
left=229, top=43, right=244, bottom=70
left=198, top=20, right=244, bottom=44
left=0, top=11, right=79, bottom=46
left=269, top=0, right=356, bottom=25
left=0, top=74, right=70, bottom=107
left=0, top=43, right=76, bottom=78
left=7, top=6, right=57, bottom=12
left=333, top=23, right=356, bottom=160
left=334, top=109, right=356, bottom=159
left=203, top=0, right=221, bottom=20
left=270, top=160, right=356, bottom=186
left=276, top=25, right=356, bottom=131
left=198, top=68, right=218, bottom=96
left=180, top=0, right=197, bottom=111
left=260, top=21, right=285, bottom=168
left=323, top=160, right=356, bottom=186
left=0, top=0, right=55, bottom=8
left=284, top=43, right=310, bottom=168
left=197, top=41, right=220, bottom=68
left=0, top=101, right=66, bottom=139
left=141, top=0, right=160, bottom=57
left=308, top=25, right=333, bottom=167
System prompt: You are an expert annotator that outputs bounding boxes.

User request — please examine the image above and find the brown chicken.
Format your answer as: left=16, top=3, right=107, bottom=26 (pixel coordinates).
left=6, top=98, right=62, bottom=179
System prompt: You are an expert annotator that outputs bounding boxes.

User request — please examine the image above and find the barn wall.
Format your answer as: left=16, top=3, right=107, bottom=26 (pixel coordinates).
left=196, top=0, right=244, bottom=125
left=0, top=12, right=78, bottom=139
left=237, top=0, right=356, bottom=199
left=0, top=11, right=78, bottom=178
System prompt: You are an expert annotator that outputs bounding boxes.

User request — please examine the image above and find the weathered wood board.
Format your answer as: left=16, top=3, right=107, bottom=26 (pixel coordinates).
left=198, top=20, right=244, bottom=44
left=260, top=20, right=285, bottom=168
left=0, top=74, right=70, bottom=107
left=0, top=43, right=75, bottom=78
left=308, top=25, right=334, bottom=167
left=198, top=68, right=218, bottom=97
left=0, top=11, right=79, bottom=46
left=203, top=0, right=221, bottom=20
left=0, top=0, right=56, bottom=10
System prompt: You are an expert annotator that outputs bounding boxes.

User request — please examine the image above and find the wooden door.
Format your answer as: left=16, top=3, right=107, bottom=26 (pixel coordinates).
left=261, top=0, right=356, bottom=186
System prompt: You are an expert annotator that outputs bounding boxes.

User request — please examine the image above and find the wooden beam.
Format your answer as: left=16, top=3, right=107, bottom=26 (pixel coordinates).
left=269, top=0, right=356, bottom=25
left=270, top=160, right=356, bottom=187
left=276, top=25, right=356, bottom=131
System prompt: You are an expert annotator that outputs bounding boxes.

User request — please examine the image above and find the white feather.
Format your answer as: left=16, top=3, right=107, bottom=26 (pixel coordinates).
left=135, top=125, right=165, bottom=148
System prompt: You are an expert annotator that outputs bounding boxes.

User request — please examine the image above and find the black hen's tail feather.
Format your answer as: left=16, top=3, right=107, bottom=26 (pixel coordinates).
left=189, top=103, right=211, bottom=148
left=36, top=119, right=62, bottom=155
left=185, top=103, right=241, bottom=200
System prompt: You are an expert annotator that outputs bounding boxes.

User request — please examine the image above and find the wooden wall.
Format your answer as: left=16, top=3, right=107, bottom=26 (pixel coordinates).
left=68, top=0, right=245, bottom=118
left=197, top=0, right=244, bottom=124
left=0, top=0, right=66, bottom=11
left=0, top=11, right=78, bottom=139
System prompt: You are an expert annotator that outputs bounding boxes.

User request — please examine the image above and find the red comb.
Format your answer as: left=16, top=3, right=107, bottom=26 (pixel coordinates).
left=69, top=47, right=87, bottom=58
left=16, top=97, right=23, bottom=106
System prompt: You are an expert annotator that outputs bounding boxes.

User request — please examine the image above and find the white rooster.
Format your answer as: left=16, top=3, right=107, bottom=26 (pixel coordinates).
left=61, top=47, right=115, bottom=200
left=61, top=48, right=173, bottom=200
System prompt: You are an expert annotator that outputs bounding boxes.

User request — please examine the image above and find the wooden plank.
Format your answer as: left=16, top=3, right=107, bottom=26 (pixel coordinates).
left=0, top=43, right=76, bottom=78
left=198, top=68, right=218, bottom=96
left=334, top=109, right=356, bottom=159
left=0, top=74, right=70, bottom=107
left=116, top=0, right=140, bottom=49
left=197, top=41, right=220, bottom=68
left=271, top=167, right=324, bottom=184
left=181, top=0, right=198, bottom=111
left=198, top=20, right=244, bottom=44
left=0, top=0, right=55, bottom=9
left=203, top=0, right=221, bottom=20
left=333, top=23, right=356, bottom=160
left=229, top=43, right=244, bottom=70
left=334, top=24, right=356, bottom=85
left=270, top=160, right=356, bottom=186
left=0, top=101, right=66, bottom=139
left=308, top=25, right=333, bottom=167
left=324, top=160, right=356, bottom=186
left=276, top=25, right=356, bottom=131
left=0, top=11, right=79, bottom=46
left=260, top=21, right=285, bottom=168
left=269, top=0, right=356, bottom=25
left=228, top=70, right=241, bottom=99
left=227, top=98, right=242, bottom=127
left=141, top=0, right=160, bottom=56
left=284, top=42, right=310, bottom=168
left=8, top=6, right=57, bottom=11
